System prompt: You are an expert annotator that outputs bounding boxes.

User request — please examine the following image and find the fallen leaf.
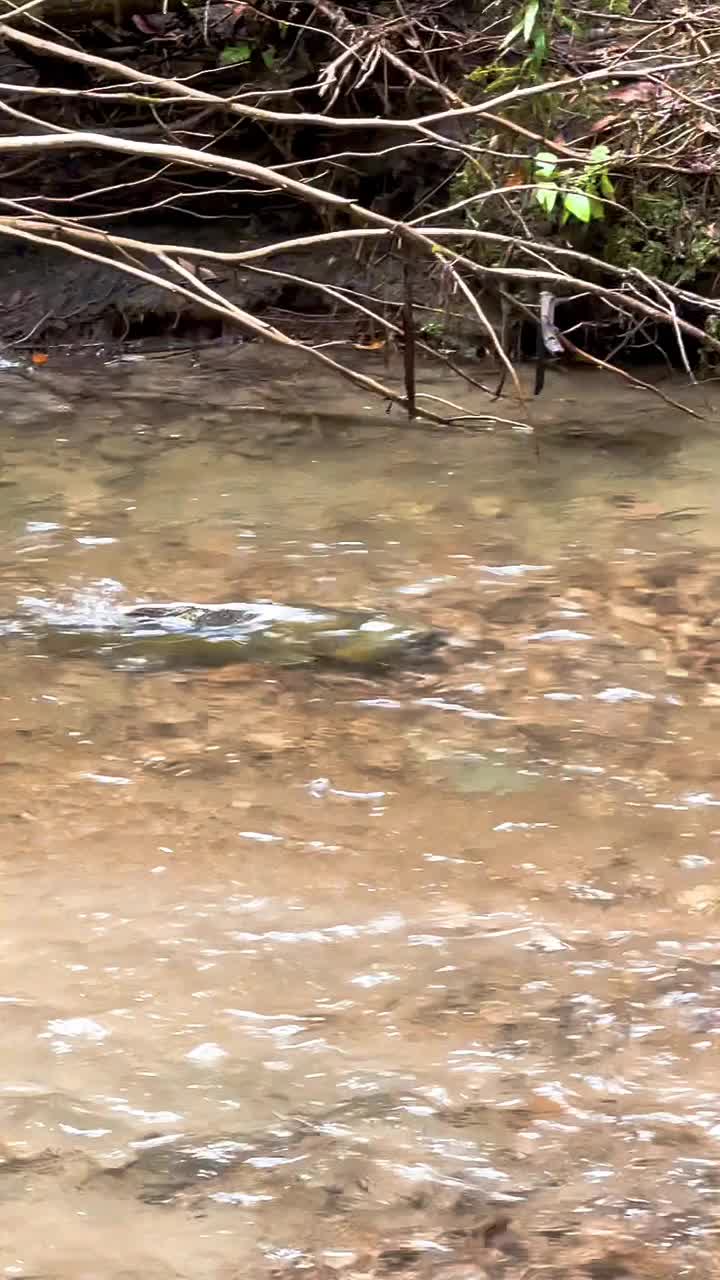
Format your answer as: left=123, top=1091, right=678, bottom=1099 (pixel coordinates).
left=606, top=81, right=658, bottom=104
left=132, top=13, right=167, bottom=34
left=354, top=338, right=385, bottom=350
left=590, top=114, right=621, bottom=134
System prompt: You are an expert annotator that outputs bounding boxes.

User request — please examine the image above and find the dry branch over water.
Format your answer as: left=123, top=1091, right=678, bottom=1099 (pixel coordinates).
left=1, top=0, right=720, bottom=422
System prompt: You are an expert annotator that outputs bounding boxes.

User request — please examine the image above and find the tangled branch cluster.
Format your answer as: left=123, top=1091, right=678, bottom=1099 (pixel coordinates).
left=0, top=0, right=719, bottom=425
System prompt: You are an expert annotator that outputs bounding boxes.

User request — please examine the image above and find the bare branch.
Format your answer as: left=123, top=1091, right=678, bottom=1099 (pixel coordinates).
left=0, top=22, right=703, bottom=155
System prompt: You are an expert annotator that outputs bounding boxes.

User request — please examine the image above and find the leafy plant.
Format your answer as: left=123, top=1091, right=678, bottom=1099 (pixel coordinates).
left=420, top=319, right=444, bottom=339
left=495, top=0, right=580, bottom=73
left=220, top=41, right=276, bottom=69
left=500, top=0, right=548, bottom=71
left=532, top=145, right=614, bottom=224
left=220, top=41, right=252, bottom=65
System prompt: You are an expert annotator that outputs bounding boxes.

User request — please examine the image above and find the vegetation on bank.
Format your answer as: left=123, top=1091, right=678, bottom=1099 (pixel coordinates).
left=1, top=0, right=719, bottom=420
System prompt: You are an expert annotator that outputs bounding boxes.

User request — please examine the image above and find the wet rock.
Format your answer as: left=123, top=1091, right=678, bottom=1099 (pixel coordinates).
left=412, top=977, right=494, bottom=1024
left=97, top=433, right=166, bottom=465
left=431, top=1267, right=489, bottom=1280
left=426, top=752, right=543, bottom=795
left=99, top=1134, right=260, bottom=1204
left=0, top=1148, right=93, bottom=1199
left=375, top=1246, right=426, bottom=1273
left=678, top=884, right=720, bottom=914
left=483, top=1215, right=527, bottom=1260
left=483, top=586, right=547, bottom=625
left=93, top=1094, right=402, bottom=1205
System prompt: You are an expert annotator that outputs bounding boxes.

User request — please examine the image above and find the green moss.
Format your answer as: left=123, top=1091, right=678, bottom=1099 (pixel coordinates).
left=700, top=315, right=720, bottom=374
left=679, top=230, right=720, bottom=283
left=448, top=154, right=493, bottom=205
left=605, top=229, right=669, bottom=277
left=466, top=62, right=523, bottom=92
left=633, top=193, right=682, bottom=231
left=604, top=190, right=720, bottom=285
left=604, top=194, right=679, bottom=276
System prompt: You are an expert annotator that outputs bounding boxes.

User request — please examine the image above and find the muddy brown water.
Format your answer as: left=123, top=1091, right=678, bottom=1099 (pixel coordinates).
left=3, top=352, right=720, bottom=1279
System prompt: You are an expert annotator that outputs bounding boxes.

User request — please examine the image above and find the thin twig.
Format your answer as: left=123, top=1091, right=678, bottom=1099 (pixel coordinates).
left=557, top=333, right=703, bottom=419
left=401, top=241, right=417, bottom=421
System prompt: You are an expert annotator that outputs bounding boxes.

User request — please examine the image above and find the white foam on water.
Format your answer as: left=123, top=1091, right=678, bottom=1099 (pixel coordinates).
left=17, top=579, right=127, bottom=629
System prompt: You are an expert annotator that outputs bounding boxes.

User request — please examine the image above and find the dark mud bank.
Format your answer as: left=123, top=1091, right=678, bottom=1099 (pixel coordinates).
left=2, top=220, right=412, bottom=350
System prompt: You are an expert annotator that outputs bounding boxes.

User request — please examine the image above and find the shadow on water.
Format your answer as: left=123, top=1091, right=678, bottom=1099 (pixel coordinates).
left=2, top=352, right=720, bottom=1277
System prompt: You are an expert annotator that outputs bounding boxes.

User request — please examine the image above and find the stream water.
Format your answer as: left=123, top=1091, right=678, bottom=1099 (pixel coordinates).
left=2, top=350, right=720, bottom=1279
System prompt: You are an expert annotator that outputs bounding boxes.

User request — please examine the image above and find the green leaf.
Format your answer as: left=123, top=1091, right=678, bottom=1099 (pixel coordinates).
left=589, top=144, right=610, bottom=164
left=500, top=17, right=525, bottom=49
left=534, top=150, right=558, bottom=178
left=220, top=41, right=252, bottom=65
left=534, top=181, right=558, bottom=214
left=261, top=45, right=275, bottom=69
left=563, top=191, right=592, bottom=223
left=523, top=0, right=539, bottom=42
left=599, top=171, right=615, bottom=198
left=532, top=26, right=547, bottom=61
left=589, top=197, right=604, bottom=220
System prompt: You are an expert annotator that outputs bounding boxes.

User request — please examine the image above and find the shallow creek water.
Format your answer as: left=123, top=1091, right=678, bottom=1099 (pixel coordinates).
left=3, top=352, right=720, bottom=1279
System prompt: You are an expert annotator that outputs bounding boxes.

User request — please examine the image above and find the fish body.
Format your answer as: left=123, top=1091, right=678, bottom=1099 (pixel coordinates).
left=31, top=600, right=446, bottom=670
